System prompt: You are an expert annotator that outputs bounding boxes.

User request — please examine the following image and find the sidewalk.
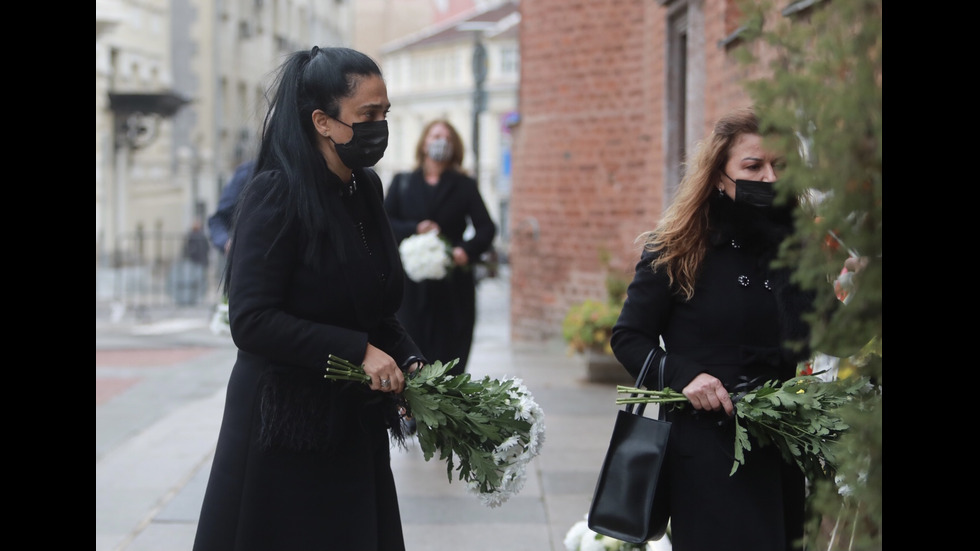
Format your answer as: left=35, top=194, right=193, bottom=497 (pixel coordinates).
left=96, top=269, right=630, bottom=551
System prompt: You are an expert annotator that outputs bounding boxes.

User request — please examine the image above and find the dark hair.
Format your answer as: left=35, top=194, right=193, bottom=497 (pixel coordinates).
left=224, top=47, right=383, bottom=290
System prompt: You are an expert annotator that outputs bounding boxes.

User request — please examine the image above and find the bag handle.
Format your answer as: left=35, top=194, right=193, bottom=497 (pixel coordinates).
left=625, top=347, right=666, bottom=418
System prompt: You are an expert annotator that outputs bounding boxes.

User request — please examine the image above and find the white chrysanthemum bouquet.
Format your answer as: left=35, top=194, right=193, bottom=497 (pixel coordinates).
left=564, top=515, right=672, bottom=551
left=399, top=231, right=453, bottom=282
left=324, top=356, right=545, bottom=508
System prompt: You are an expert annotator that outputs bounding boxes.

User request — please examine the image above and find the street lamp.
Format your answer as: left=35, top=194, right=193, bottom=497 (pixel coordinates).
left=457, top=21, right=496, bottom=182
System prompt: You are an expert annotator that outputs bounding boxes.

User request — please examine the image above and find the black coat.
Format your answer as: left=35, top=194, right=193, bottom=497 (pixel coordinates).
left=384, top=169, right=496, bottom=374
left=611, top=197, right=807, bottom=551
left=193, top=168, right=422, bottom=551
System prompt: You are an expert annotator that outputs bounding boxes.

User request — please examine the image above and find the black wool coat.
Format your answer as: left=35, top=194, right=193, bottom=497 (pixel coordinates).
left=383, top=168, right=496, bottom=374
left=193, top=167, right=422, bottom=551
left=611, top=196, right=808, bottom=551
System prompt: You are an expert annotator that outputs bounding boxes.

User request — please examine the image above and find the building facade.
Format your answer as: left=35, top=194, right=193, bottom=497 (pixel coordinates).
left=95, top=0, right=439, bottom=308
left=97, top=0, right=818, bottom=349
left=508, top=0, right=796, bottom=342
left=377, top=0, right=519, bottom=252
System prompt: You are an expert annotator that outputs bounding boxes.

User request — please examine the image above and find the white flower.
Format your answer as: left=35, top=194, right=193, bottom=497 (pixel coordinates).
left=326, top=357, right=546, bottom=508
left=563, top=515, right=672, bottom=551
left=564, top=519, right=591, bottom=551
left=493, top=435, right=522, bottom=462
left=582, top=535, right=611, bottom=551
left=399, top=231, right=452, bottom=282
left=209, top=301, right=230, bottom=336
left=463, top=376, right=546, bottom=508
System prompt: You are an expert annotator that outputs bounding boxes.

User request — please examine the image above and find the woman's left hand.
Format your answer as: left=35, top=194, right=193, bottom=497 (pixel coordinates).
left=452, top=246, right=469, bottom=266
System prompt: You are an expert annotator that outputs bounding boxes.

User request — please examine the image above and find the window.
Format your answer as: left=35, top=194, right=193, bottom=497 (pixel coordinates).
left=501, top=45, right=519, bottom=76
left=662, top=0, right=704, bottom=202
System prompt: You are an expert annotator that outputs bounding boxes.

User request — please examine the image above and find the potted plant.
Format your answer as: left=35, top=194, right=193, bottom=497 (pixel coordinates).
left=561, top=298, right=621, bottom=356
left=561, top=252, right=632, bottom=383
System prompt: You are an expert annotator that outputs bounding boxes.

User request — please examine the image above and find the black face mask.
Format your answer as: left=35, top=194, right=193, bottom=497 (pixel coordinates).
left=724, top=172, right=776, bottom=208
left=331, top=118, right=388, bottom=168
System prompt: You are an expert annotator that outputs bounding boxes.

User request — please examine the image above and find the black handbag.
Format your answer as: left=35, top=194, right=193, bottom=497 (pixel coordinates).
left=587, top=347, right=671, bottom=543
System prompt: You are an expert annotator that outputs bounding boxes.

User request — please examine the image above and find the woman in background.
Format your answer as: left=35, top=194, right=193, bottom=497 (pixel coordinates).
left=384, top=120, right=496, bottom=376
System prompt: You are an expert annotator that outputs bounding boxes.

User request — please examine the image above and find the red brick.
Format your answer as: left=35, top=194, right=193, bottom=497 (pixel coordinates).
left=511, top=0, right=786, bottom=343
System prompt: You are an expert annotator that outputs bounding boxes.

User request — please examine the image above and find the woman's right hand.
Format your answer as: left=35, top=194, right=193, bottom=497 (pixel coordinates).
left=682, top=373, right=734, bottom=416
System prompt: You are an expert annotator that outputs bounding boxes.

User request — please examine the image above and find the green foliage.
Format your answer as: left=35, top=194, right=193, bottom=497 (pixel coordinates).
left=616, top=375, right=875, bottom=483
left=734, top=0, right=882, bottom=547
left=730, top=375, right=872, bottom=480
left=324, top=355, right=545, bottom=507
left=561, top=298, right=621, bottom=354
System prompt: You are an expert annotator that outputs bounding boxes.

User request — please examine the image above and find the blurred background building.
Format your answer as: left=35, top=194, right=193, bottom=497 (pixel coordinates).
left=377, top=0, right=519, bottom=252
left=507, top=0, right=805, bottom=343
left=95, top=0, right=507, bottom=312
left=97, top=0, right=829, bottom=346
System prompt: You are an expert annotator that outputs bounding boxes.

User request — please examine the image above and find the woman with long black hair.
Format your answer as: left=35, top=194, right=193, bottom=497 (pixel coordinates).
left=193, top=46, right=424, bottom=551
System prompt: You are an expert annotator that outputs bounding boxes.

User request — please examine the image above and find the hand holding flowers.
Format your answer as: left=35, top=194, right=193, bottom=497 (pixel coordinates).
left=399, top=231, right=453, bottom=282
left=325, top=355, right=545, bottom=507
left=616, top=374, right=875, bottom=480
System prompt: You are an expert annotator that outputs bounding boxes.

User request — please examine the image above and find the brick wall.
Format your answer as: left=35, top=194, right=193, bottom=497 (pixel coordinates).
left=510, top=0, right=776, bottom=343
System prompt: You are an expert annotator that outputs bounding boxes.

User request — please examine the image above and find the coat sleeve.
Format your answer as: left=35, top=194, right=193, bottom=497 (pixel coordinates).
left=207, top=160, right=253, bottom=253
left=611, top=250, right=705, bottom=391
left=383, top=172, right=417, bottom=242
left=371, top=314, right=426, bottom=368
left=226, top=172, right=369, bottom=371
left=458, top=177, right=496, bottom=262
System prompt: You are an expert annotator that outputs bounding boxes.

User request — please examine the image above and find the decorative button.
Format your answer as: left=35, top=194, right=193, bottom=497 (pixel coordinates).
left=738, top=275, right=750, bottom=287
left=731, top=239, right=741, bottom=249
left=763, top=279, right=772, bottom=291
left=356, top=221, right=373, bottom=256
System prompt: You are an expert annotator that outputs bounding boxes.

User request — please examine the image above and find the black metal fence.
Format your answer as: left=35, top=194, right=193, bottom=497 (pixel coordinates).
left=96, top=231, right=224, bottom=311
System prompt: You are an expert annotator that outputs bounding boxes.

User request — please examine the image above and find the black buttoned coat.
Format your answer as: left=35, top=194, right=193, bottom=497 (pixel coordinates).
left=193, top=167, right=422, bottom=551
left=611, top=196, right=808, bottom=551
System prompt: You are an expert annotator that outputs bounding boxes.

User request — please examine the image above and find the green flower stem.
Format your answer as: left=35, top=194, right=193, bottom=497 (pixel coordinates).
left=327, top=354, right=362, bottom=371
left=615, top=385, right=703, bottom=405
left=323, top=371, right=371, bottom=383
left=324, top=354, right=371, bottom=383
left=615, top=397, right=690, bottom=405
left=610, top=376, right=871, bottom=480
left=750, top=419, right=810, bottom=444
